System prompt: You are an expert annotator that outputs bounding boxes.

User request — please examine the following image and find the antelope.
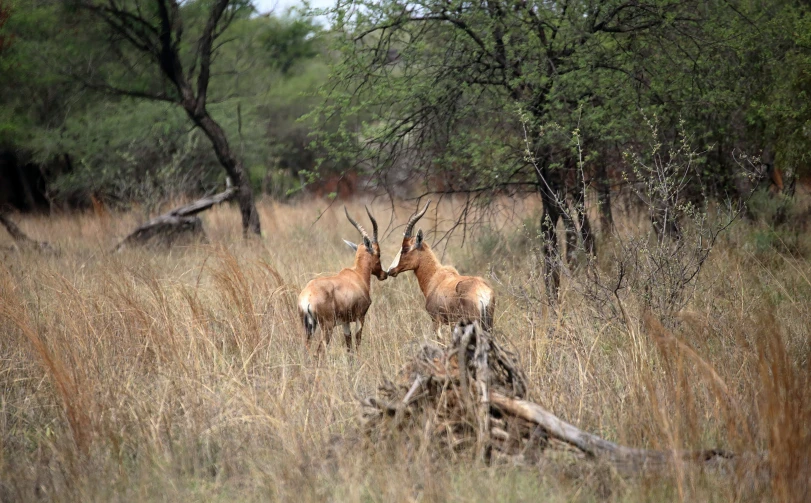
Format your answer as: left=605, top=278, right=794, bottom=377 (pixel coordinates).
left=297, top=207, right=387, bottom=353
left=387, top=201, right=495, bottom=336
left=765, top=163, right=784, bottom=194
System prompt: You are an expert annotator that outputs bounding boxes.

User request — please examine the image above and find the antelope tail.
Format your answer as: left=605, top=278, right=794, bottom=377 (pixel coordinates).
left=300, top=298, right=317, bottom=338
left=478, top=290, right=493, bottom=332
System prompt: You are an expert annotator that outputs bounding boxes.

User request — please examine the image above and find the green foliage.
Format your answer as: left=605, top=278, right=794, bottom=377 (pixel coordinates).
left=316, top=0, right=726, bottom=201
left=746, top=228, right=807, bottom=260
left=744, top=188, right=811, bottom=258
left=4, top=0, right=811, bottom=214
left=260, top=15, right=320, bottom=74
left=1, top=0, right=334, bottom=207
left=0, top=0, right=11, bottom=55
left=0, top=1, right=86, bottom=146
left=746, top=189, right=794, bottom=227
left=50, top=100, right=222, bottom=207
left=313, top=0, right=811, bottom=206
left=748, top=5, right=811, bottom=178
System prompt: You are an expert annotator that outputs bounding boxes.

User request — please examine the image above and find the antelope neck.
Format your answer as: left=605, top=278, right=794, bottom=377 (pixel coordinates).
left=352, top=250, right=374, bottom=288
left=412, top=247, right=442, bottom=298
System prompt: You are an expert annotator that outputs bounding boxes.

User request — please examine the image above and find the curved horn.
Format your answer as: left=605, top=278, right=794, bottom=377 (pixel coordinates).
left=345, top=206, right=371, bottom=241
left=364, top=205, right=379, bottom=243
left=403, top=200, right=431, bottom=238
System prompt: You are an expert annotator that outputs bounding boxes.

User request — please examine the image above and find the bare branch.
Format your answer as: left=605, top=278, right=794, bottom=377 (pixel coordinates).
left=79, top=80, right=177, bottom=103
left=195, top=0, right=230, bottom=117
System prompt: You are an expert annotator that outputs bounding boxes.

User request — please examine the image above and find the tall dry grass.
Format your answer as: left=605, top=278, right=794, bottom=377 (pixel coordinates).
left=0, top=197, right=808, bottom=502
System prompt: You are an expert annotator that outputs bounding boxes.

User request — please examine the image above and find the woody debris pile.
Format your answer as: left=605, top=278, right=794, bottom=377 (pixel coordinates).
left=360, top=320, right=737, bottom=472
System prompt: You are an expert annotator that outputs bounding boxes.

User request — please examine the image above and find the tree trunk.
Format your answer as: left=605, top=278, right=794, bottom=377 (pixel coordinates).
left=562, top=205, right=596, bottom=266
left=193, top=112, right=261, bottom=236
left=596, top=161, right=613, bottom=234
left=569, top=181, right=597, bottom=260
left=563, top=211, right=578, bottom=265
left=12, top=158, right=37, bottom=211
left=541, top=199, right=562, bottom=303
left=536, top=163, right=563, bottom=303
left=579, top=211, right=596, bottom=258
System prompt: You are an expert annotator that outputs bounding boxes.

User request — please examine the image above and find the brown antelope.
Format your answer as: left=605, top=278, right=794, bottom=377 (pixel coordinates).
left=387, top=201, right=495, bottom=336
left=297, top=207, right=387, bottom=353
left=765, top=163, right=784, bottom=194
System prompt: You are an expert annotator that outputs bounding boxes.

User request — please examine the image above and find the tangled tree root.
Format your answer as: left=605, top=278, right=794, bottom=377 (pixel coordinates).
left=360, top=320, right=740, bottom=472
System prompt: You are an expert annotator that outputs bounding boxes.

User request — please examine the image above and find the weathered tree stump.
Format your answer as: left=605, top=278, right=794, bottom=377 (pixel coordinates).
left=116, top=215, right=206, bottom=250
left=114, top=188, right=236, bottom=251
left=360, top=320, right=747, bottom=473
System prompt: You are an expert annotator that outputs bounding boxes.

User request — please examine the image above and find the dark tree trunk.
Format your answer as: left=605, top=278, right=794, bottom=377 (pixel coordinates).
left=535, top=160, right=563, bottom=303
left=12, top=160, right=36, bottom=211
left=193, top=113, right=260, bottom=236
left=568, top=180, right=597, bottom=260
left=562, top=205, right=596, bottom=265
left=563, top=212, right=578, bottom=265
left=579, top=211, right=596, bottom=258
left=535, top=153, right=597, bottom=302
left=596, top=161, right=613, bottom=234
left=541, top=197, right=562, bottom=304
left=78, top=0, right=262, bottom=238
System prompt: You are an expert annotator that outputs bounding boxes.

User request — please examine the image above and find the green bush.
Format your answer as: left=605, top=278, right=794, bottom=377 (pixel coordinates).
left=746, top=188, right=795, bottom=226
left=49, top=100, right=223, bottom=208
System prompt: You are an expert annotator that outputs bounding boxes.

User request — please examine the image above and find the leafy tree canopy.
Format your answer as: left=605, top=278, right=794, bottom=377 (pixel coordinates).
left=1, top=0, right=329, bottom=208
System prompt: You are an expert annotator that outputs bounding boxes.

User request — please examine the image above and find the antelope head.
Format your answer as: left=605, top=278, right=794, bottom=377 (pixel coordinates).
left=344, top=206, right=388, bottom=281
left=387, top=201, right=431, bottom=278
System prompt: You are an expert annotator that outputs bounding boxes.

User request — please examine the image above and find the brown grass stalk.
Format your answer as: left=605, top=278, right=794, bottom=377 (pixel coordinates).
left=0, top=197, right=807, bottom=501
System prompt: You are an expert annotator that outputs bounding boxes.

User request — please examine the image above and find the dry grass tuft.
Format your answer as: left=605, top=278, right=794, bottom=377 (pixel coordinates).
left=0, top=197, right=809, bottom=501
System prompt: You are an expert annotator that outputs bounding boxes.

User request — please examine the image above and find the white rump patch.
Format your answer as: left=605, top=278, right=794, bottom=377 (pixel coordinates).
left=477, top=289, right=491, bottom=307
left=299, top=296, right=311, bottom=314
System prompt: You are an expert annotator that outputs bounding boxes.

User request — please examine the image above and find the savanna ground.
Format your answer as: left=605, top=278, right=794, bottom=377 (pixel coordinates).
left=1, top=196, right=809, bottom=502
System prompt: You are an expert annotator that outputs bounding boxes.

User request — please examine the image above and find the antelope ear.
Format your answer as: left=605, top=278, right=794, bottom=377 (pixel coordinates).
left=362, top=236, right=373, bottom=253
left=415, top=229, right=424, bottom=249
left=343, top=239, right=358, bottom=251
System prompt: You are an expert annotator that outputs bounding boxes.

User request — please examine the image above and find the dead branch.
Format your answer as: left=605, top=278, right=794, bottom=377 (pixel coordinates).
left=360, top=319, right=742, bottom=472
left=0, top=212, right=54, bottom=252
left=168, top=187, right=236, bottom=217
left=114, top=188, right=235, bottom=251
left=489, top=392, right=733, bottom=470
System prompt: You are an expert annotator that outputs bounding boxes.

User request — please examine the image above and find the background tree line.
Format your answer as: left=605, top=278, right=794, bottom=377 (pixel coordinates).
left=0, top=1, right=809, bottom=259
left=0, top=0, right=341, bottom=232
left=314, top=0, right=811, bottom=297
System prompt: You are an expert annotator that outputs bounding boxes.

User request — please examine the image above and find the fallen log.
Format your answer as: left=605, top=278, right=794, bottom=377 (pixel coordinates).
left=360, top=320, right=747, bottom=473
left=0, top=212, right=54, bottom=252
left=114, top=188, right=236, bottom=251
left=489, top=392, right=734, bottom=470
